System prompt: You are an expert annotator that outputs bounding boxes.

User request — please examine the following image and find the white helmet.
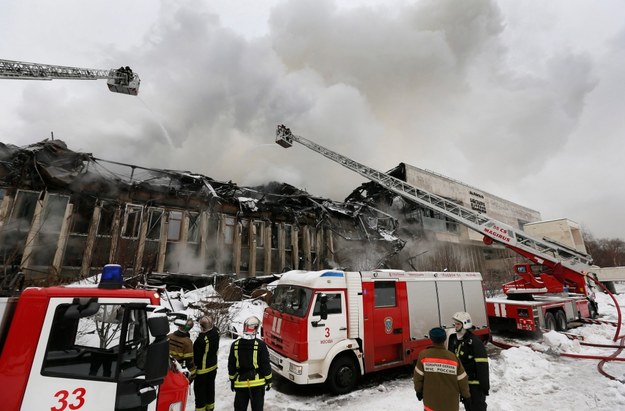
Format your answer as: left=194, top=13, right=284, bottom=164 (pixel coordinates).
left=242, top=316, right=260, bottom=339
left=452, top=312, right=473, bottom=330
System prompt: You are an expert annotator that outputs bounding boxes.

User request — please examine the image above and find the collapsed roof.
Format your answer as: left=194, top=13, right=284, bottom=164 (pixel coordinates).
left=0, top=139, right=406, bottom=271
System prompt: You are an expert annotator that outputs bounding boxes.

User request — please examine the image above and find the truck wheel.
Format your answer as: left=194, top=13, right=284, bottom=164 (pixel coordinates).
left=555, top=310, right=567, bottom=331
left=544, top=312, right=557, bottom=331
left=327, top=356, right=358, bottom=395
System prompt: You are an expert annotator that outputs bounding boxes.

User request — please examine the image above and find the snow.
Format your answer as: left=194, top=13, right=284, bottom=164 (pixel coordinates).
left=171, top=284, right=625, bottom=411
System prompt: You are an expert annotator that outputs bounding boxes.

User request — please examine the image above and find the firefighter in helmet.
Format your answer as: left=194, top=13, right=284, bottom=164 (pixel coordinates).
left=168, top=317, right=197, bottom=383
left=228, top=316, right=272, bottom=411
left=448, top=312, right=490, bottom=411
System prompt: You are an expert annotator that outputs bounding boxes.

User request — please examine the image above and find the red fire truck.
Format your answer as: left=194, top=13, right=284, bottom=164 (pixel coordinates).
left=274, top=125, right=601, bottom=335
left=262, top=269, right=489, bottom=394
left=0, top=265, right=188, bottom=411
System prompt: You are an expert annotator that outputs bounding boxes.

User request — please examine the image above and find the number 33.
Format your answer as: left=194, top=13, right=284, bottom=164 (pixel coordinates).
left=51, top=387, right=86, bottom=411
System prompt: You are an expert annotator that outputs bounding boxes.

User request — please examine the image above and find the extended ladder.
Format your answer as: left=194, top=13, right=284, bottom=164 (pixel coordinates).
left=276, top=125, right=594, bottom=278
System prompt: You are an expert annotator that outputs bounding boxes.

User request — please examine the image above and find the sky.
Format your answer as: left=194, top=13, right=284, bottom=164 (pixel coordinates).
left=2, top=0, right=625, bottom=239
left=170, top=282, right=625, bottom=411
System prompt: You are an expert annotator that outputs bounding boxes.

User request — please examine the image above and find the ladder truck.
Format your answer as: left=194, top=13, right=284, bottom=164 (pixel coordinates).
left=274, top=125, right=601, bottom=333
left=0, top=59, right=140, bottom=95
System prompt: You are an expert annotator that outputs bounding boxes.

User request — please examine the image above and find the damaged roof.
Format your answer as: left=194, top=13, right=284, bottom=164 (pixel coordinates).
left=0, top=138, right=406, bottom=264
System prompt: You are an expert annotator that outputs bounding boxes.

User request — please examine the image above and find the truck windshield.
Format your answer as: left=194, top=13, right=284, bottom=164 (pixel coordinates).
left=270, top=285, right=312, bottom=317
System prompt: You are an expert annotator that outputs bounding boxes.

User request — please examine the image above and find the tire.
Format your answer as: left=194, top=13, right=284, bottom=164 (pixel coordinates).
left=544, top=312, right=557, bottom=331
left=555, top=310, right=567, bottom=331
left=327, top=356, right=358, bottom=395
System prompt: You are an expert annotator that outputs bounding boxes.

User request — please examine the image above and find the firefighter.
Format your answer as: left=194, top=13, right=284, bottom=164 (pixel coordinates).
left=228, top=316, right=272, bottom=411
left=168, top=318, right=197, bottom=383
left=193, top=316, right=220, bottom=411
left=414, top=327, right=470, bottom=411
left=448, top=312, right=490, bottom=411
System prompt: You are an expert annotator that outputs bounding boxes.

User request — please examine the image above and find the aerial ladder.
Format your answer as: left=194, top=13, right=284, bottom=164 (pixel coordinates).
left=275, top=125, right=599, bottom=301
left=0, top=59, right=140, bottom=95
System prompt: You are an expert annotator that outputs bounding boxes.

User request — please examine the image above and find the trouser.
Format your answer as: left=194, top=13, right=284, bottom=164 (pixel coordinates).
left=462, top=385, right=487, bottom=411
left=194, top=370, right=217, bottom=410
left=234, top=385, right=265, bottom=411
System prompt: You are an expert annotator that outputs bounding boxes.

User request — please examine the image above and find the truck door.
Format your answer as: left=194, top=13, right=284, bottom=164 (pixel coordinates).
left=371, top=280, right=404, bottom=366
left=307, top=292, right=347, bottom=362
left=21, top=297, right=156, bottom=411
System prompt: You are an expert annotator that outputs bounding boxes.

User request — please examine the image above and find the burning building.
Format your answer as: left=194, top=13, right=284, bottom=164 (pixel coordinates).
left=0, top=139, right=404, bottom=291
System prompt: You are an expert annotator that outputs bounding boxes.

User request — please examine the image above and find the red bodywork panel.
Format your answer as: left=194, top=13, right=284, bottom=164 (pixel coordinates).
left=503, top=252, right=588, bottom=296
left=0, top=286, right=170, bottom=411
left=263, top=308, right=308, bottom=362
left=361, top=281, right=414, bottom=371
left=157, top=368, right=189, bottom=411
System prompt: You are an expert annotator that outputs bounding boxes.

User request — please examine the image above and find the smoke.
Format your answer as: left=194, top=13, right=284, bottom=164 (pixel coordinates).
left=5, top=0, right=620, bottom=235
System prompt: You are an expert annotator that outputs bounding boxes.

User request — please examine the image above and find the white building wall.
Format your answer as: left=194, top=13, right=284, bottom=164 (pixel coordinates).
left=403, top=164, right=542, bottom=243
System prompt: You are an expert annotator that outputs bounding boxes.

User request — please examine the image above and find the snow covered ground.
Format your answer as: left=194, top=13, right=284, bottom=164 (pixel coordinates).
left=168, top=284, right=625, bottom=411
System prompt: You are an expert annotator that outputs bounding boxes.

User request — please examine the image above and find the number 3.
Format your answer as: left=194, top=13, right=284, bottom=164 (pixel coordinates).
left=325, top=327, right=330, bottom=338
left=51, top=387, right=86, bottom=411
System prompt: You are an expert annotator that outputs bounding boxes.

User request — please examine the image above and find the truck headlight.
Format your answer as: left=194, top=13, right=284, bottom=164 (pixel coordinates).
left=289, top=363, right=303, bottom=375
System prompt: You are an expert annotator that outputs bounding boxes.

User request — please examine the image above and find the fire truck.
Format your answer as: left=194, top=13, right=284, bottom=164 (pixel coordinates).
left=0, top=264, right=188, bottom=411
left=0, top=59, right=140, bottom=95
left=273, top=125, right=601, bottom=335
left=262, top=268, right=489, bottom=394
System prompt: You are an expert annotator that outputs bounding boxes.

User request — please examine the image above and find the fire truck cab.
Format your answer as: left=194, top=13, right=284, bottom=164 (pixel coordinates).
left=0, top=265, right=188, bottom=411
left=262, top=269, right=489, bottom=394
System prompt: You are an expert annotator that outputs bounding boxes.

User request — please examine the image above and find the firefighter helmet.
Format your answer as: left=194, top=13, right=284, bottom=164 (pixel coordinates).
left=452, top=311, right=473, bottom=330
left=242, top=316, right=260, bottom=339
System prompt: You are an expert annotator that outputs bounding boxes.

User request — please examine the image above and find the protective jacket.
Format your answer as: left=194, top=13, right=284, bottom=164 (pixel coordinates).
left=228, top=338, right=272, bottom=389
left=194, top=327, right=220, bottom=374
left=194, top=327, right=220, bottom=411
left=448, top=330, right=490, bottom=393
left=414, top=345, right=470, bottom=411
left=168, top=330, right=197, bottom=379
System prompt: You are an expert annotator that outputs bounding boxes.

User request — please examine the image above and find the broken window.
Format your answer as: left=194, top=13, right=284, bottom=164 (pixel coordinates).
left=187, top=212, right=200, bottom=243
left=146, top=208, right=163, bottom=240
left=31, top=193, right=70, bottom=266
left=0, top=190, right=39, bottom=266
left=121, top=205, right=143, bottom=239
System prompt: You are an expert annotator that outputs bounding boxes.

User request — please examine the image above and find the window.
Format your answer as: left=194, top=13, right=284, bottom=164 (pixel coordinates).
left=187, top=212, right=200, bottom=243
left=42, top=302, right=149, bottom=381
left=224, top=216, right=236, bottom=245
left=167, top=211, right=183, bottom=241
left=146, top=208, right=164, bottom=240
left=312, top=293, right=342, bottom=315
left=374, top=281, right=397, bottom=307
left=270, top=285, right=312, bottom=318
left=122, top=205, right=143, bottom=239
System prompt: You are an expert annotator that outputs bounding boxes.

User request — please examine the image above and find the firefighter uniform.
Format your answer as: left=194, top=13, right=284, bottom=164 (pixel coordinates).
left=193, top=323, right=220, bottom=411
left=414, top=328, right=470, bottom=411
left=168, top=328, right=197, bottom=382
left=228, top=336, right=272, bottom=411
left=448, top=330, right=490, bottom=411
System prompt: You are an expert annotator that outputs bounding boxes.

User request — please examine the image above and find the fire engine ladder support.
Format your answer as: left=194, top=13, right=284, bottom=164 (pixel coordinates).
left=1, top=59, right=114, bottom=80
left=0, top=59, right=139, bottom=95
left=275, top=125, right=594, bottom=276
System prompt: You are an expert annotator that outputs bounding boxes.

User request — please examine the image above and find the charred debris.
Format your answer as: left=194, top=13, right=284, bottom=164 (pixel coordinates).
left=0, top=139, right=407, bottom=298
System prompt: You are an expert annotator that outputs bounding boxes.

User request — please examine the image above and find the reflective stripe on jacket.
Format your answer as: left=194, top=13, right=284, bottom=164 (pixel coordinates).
left=448, top=330, right=490, bottom=391
left=194, top=327, right=220, bottom=375
left=168, top=330, right=197, bottom=377
left=414, top=345, right=470, bottom=411
left=228, top=338, right=272, bottom=389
